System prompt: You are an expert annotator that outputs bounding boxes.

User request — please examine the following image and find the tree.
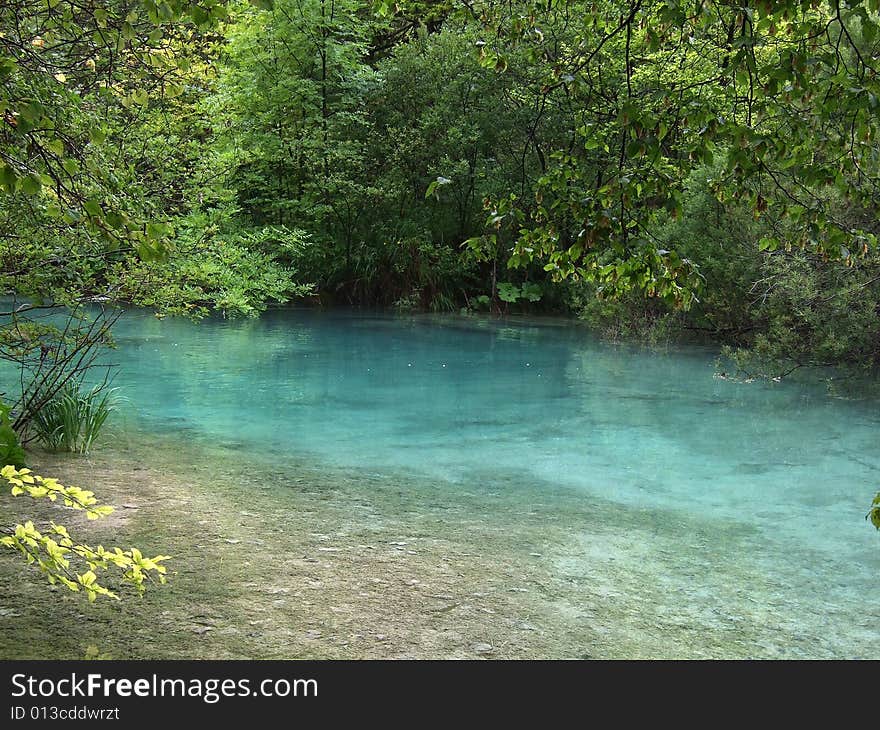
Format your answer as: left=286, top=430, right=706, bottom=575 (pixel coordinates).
left=0, top=0, right=228, bottom=432
left=435, top=1, right=880, bottom=306
left=0, top=0, right=227, bottom=598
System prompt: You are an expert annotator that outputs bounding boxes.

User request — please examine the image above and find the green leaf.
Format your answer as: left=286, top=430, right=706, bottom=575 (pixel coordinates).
left=425, top=176, right=451, bottom=199
left=626, top=140, right=644, bottom=158
left=146, top=221, right=170, bottom=239
left=19, top=173, right=43, bottom=196
left=47, top=138, right=64, bottom=156
left=520, top=283, right=543, bottom=302
left=497, top=282, right=520, bottom=303
left=0, top=56, right=17, bottom=79
left=83, top=199, right=103, bottom=218
left=0, top=164, right=18, bottom=192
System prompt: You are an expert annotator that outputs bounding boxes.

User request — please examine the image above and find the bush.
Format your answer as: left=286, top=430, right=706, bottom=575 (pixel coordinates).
left=114, top=207, right=314, bottom=319
left=570, top=282, right=682, bottom=344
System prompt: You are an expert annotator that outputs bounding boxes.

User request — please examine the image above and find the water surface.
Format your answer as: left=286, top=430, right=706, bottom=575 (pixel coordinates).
left=14, top=308, right=880, bottom=656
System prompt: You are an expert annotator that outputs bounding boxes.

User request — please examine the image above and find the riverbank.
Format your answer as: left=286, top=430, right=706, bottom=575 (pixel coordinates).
left=2, top=430, right=875, bottom=659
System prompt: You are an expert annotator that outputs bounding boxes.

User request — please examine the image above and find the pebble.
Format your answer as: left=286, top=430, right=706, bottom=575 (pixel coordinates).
left=472, top=643, right=494, bottom=655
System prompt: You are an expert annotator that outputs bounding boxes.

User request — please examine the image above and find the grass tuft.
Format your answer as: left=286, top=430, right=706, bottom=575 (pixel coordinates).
left=31, top=381, right=119, bottom=454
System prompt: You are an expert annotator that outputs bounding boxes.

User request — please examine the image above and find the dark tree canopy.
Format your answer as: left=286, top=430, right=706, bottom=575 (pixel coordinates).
left=1, top=0, right=879, bottom=375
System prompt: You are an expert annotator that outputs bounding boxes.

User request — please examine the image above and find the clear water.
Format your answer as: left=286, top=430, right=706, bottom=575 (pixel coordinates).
left=10, top=307, right=880, bottom=656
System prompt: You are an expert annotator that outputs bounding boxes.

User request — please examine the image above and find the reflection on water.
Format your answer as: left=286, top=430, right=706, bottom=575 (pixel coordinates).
left=5, top=307, right=880, bottom=657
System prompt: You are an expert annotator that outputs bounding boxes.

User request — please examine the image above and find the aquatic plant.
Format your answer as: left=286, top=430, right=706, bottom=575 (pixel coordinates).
left=31, top=381, right=118, bottom=455
left=869, top=493, right=880, bottom=531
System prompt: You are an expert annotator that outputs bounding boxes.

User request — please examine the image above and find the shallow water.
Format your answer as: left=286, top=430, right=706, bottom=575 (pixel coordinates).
left=8, top=307, right=880, bottom=657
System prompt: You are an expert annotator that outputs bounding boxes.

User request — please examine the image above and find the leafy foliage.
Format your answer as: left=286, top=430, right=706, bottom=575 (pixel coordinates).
left=184, top=0, right=880, bottom=340
left=0, top=0, right=227, bottom=260
left=3, top=0, right=879, bottom=354
left=0, top=401, right=26, bottom=468
left=458, top=1, right=880, bottom=306
left=0, top=465, right=170, bottom=601
left=116, top=211, right=315, bottom=319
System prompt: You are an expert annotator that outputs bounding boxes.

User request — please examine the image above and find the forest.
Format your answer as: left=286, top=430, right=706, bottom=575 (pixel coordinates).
left=1, top=0, right=878, bottom=369
left=0, top=0, right=879, bottom=662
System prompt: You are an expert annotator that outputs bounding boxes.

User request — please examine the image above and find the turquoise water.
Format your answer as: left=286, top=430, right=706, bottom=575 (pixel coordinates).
left=11, top=307, right=880, bottom=656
